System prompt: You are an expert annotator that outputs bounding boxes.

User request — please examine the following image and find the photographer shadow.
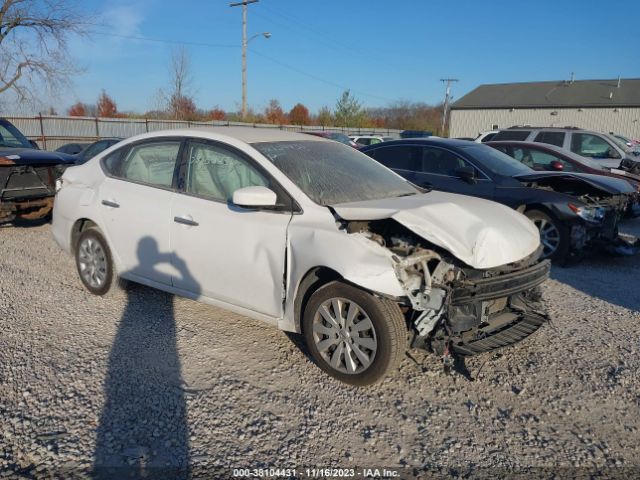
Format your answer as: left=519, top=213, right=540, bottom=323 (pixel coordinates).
left=92, top=237, right=199, bottom=479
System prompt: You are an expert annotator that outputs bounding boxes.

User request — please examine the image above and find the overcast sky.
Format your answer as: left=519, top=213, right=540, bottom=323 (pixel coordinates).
left=58, top=0, right=640, bottom=114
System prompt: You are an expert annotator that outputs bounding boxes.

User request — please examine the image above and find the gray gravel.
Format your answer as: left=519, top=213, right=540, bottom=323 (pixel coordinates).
left=1, top=220, right=639, bottom=478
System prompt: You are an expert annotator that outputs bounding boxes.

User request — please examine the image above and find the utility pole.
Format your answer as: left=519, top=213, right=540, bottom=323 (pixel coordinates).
left=230, top=0, right=259, bottom=119
left=440, top=78, right=458, bottom=135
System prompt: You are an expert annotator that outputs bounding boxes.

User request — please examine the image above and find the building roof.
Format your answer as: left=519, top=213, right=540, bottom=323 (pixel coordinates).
left=451, top=78, right=640, bottom=109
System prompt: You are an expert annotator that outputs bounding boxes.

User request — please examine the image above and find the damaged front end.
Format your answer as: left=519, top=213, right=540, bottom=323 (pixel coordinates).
left=518, top=173, right=640, bottom=257
left=0, top=159, right=65, bottom=223
left=345, top=219, right=550, bottom=359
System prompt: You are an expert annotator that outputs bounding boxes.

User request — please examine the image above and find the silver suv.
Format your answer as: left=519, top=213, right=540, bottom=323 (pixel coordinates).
left=491, top=127, right=632, bottom=169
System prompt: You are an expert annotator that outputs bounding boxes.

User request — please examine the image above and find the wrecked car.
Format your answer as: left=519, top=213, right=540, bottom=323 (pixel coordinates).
left=52, top=128, right=549, bottom=385
left=362, top=139, right=638, bottom=263
left=485, top=140, right=640, bottom=218
left=0, top=118, right=76, bottom=223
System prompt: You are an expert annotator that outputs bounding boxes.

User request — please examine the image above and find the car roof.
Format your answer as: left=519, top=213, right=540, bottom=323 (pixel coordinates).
left=182, top=126, right=328, bottom=143
left=367, top=137, right=476, bottom=148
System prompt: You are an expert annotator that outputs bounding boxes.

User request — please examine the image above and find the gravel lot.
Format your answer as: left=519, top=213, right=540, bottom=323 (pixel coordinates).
left=1, top=220, right=639, bottom=478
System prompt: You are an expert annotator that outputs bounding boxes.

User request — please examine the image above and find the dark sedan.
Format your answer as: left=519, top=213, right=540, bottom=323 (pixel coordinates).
left=73, top=138, right=123, bottom=165
left=361, top=139, right=637, bottom=263
left=0, top=118, right=76, bottom=223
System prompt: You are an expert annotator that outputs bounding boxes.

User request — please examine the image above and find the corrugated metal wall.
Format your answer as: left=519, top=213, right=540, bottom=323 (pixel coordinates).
left=1, top=115, right=403, bottom=150
left=449, top=107, right=640, bottom=139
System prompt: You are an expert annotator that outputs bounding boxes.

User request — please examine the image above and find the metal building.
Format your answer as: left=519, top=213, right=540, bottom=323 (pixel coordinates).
left=449, top=78, right=640, bottom=139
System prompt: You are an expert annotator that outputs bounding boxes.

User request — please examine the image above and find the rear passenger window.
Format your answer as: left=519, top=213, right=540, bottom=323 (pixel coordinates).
left=371, top=146, right=417, bottom=171
left=421, top=147, right=468, bottom=176
left=492, top=130, right=531, bottom=141
left=534, top=131, right=565, bottom=147
left=119, top=141, right=181, bottom=188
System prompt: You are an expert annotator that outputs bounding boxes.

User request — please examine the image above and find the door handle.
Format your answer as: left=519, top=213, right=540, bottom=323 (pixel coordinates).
left=101, top=199, right=120, bottom=208
left=173, top=215, right=199, bottom=227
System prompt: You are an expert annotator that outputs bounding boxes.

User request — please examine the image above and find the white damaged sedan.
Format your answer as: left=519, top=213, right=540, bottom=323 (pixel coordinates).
left=52, top=128, right=550, bottom=385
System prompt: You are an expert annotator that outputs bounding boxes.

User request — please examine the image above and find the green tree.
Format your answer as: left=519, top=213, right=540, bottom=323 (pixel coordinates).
left=315, top=106, right=333, bottom=126
left=334, top=90, right=365, bottom=127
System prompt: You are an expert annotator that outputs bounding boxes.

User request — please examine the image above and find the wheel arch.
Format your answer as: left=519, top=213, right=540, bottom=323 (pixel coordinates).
left=70, top=218, right=99, bottom=255
left=293, top=266, right=343, bottom=334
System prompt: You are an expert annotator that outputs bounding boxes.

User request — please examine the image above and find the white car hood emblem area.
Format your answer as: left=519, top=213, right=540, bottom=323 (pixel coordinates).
left=332, top=191, right=541, bottom=269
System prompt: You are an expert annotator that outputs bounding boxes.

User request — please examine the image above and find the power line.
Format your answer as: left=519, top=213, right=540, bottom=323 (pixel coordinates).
left=248, top=47, right=393, bottom=103
left=91, top=30, right=237, bottom=48
left=90, top=29, right=392, bottom=103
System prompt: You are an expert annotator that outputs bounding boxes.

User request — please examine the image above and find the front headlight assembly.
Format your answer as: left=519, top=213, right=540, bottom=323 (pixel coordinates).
left=568, top=203, right=606, bottom=223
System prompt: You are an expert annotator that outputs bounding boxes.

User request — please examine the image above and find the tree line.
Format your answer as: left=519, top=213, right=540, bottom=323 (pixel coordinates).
left=0, top=1, right=445, bottom=133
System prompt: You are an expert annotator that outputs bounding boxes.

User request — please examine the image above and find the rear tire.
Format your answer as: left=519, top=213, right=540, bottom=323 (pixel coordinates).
left=75, top=227, right=127, bottom=296
left=525, top=209, right=570, bottom=262
left=302, top=281, right=407, bottom=386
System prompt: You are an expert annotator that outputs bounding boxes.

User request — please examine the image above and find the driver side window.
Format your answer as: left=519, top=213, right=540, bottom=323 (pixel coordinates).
left=183, top=141, right=291, bottom=209
left=420, top=147, right=470, bottom=176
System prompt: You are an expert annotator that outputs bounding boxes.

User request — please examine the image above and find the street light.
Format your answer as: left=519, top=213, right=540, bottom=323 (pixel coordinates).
left=239, top=32, right=271, bottom=119
left=230, top=1, right=271, bottom=120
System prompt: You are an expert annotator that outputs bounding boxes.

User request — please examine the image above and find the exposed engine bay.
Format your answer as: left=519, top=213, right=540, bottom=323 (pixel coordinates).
left=0, top=163, right=64, bottom=223
left=344, top=218, right=550, bottom=359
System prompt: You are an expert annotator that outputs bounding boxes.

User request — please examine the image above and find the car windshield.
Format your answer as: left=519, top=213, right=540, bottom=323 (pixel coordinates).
left=0, top=120, right=33, bottom=149
left=460, top=144, right=533, bottom=177
left=561, top=148, right=608, bottom=170
left=253, top=140, right=420, bottom=205
left=608, top=134, right=632, bottom=152
left=326, top=133, right=352, bottom=146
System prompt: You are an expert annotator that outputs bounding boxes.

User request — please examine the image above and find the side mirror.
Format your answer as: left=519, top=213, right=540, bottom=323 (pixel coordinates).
left=455, top=165, right=476, bottom=183
left=28, top=140, right=40, bottom=150
left=232, top=186, right=277, bottom=208
left=550, top=160, right=564, bottom=171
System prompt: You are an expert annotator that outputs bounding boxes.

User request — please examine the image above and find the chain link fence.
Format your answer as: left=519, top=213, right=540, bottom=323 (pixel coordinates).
left=3, top=114, right=403, bottom=151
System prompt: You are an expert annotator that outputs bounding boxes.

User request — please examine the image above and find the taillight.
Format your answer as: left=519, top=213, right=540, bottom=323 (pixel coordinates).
left=0, top=156, right=16, bottom=165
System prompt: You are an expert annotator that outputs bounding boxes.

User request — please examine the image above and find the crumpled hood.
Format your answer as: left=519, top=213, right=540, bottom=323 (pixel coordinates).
left=514, top=171, right=635, bottom=195
left=332, top=191, right=540, bottom=269
left=0, top=148, right=76, bottom=165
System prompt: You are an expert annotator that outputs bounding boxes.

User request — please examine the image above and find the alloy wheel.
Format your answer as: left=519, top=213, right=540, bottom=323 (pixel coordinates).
left=533, top=218, right=561, bottom=258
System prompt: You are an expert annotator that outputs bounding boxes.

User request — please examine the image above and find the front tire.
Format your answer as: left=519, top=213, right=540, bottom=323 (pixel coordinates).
left=525, top=209, right=570, bottom=262
left=302, top=281, right=407, bottom=386
left=75, top=227, right=127, bottom=296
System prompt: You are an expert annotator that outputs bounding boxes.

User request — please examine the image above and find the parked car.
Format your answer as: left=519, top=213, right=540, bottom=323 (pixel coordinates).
left=400, top=130, right=432, bottom=139
left=74, top=138, right=123, bottom=165
left=610, top=132, right=640, bottom=148
left=0, top=118, right=76, bottom=223
left=303, top=131, right=360, bottom=148
left=361, top=139, right=638, bottom=263
left=474, top=130, right=499, bottom=143
left=491, top=126, right=639, bottom=170
left=56, top=143, right=90, bottom=155
left=53, top=128, right=550, bottom=385
left=349, top=135, right=395, bottom=146
left=486, top=140, right=640, bottom=217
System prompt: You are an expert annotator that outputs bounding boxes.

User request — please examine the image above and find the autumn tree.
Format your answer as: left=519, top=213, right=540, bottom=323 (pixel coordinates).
left=96, top=90, right=117, bottom=117
left=0, top=0, right=88, bottom=101
left=169, top=95, right=197, bottom=121
left=68, top=102, right=87, bottom=116
left=264, top=99, right=288, bottom=124
left=288, top=103, right=310, bottom=125
left=206, top=107, right=226, bottom=121
left=315, top=106, right=333, bottom=126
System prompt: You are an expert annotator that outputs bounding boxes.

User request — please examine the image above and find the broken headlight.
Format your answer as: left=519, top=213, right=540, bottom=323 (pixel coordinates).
left=568, top=203, right=606, bottom=223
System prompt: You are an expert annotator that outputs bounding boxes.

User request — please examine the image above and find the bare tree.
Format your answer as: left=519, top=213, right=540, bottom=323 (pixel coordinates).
left=0, top=0, right=88, bottom=101
left=169, top=46, right=192, bottom=101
